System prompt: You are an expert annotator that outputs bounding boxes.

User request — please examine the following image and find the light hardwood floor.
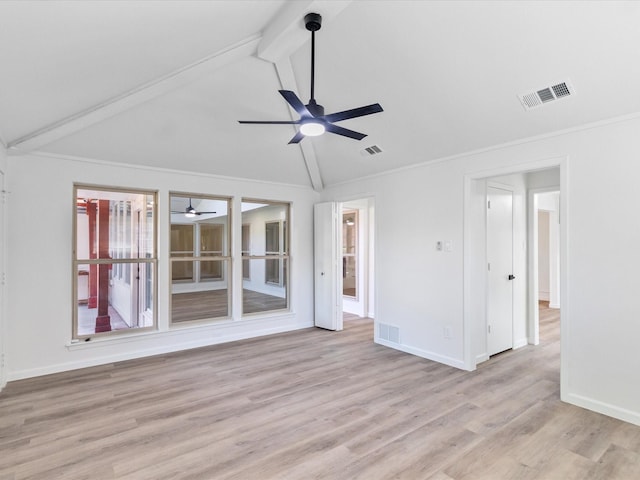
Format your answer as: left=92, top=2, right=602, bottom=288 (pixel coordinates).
left=1, top=304, right=640, bottom=479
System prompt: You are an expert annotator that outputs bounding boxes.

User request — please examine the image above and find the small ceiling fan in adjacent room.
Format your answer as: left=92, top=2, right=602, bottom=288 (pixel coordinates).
left=171, top=198, right=216, bottom=218
left=239, top=12, right=383, bottom=144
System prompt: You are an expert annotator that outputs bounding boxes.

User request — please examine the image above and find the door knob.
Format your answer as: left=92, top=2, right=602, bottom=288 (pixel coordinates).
left=508, top=274, right=516, bottom=280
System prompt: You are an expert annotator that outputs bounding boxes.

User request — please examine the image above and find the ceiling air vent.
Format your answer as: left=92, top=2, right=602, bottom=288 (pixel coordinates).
left=518, top=80, right=575, bottom=111
left=360, top=144, right=384, bottom=157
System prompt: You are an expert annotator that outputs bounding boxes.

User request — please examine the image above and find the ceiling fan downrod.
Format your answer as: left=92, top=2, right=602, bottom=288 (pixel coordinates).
left=305, top=13, right=322, bottom=104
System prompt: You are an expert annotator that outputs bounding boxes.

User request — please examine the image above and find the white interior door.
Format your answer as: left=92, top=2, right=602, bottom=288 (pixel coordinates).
left=314, top=202, right=343, bottom=330
left=487, top=186, right=514, bottom=355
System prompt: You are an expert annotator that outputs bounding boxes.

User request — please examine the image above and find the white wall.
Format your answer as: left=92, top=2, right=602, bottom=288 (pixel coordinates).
left=322, top=114, right=640, bottom=426
left=5, top=152, right=319, bottom=380
left=0, top=144, right=6, bottom=390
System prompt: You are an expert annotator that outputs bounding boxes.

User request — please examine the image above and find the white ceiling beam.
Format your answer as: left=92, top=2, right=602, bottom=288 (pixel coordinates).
left=8, top=34, right=261, bottom=153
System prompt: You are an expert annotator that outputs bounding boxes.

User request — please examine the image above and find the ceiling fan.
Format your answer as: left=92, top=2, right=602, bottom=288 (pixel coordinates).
left=239, top=12, right=383, bottom=144
left=171, top=198, right=216, bottom=218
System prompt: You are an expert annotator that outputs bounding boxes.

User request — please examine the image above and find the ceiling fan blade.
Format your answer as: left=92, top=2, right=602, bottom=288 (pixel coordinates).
left=288, top=131, right=306, bottom=144
left=323, top=103, right=383, bottom=123
left=325, top=123, right=367, bottom=141
left=238, top=120, right=299, bottom=124
left=195, top=211, right=217, bottom=215
left=279, top=90, right=313, bottom=117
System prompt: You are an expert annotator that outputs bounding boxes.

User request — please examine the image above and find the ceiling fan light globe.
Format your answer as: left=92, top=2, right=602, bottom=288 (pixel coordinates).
left=300, top=121, right=325, bottom=137
left=185, top=212, right=197, bottom=218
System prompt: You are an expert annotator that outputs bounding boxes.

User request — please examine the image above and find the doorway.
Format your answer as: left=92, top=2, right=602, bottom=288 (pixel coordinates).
left=463, top=160, right=564, bottom=370
left=341, top=198, right=374, bottom=320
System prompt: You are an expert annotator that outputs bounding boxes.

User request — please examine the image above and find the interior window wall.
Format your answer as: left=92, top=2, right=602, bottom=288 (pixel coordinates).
left=170, top=194, right=231, bottom=323
left=74, top=186, right=157, bottom=339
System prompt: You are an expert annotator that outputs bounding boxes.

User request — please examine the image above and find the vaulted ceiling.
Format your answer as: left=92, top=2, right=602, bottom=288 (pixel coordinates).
left=2, top=1, right=639, bottom=189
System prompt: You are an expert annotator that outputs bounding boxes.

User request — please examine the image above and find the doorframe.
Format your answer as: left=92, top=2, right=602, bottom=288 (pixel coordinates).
left=341, top=199, right=372, bottom=318
left=330, top=194, right=376, bottom=321
left=463, top=155, right=568, bottom=375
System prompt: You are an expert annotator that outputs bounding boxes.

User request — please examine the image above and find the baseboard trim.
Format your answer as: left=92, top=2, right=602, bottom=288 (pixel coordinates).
left=476, top=353, right=489, bottom=365
left=563, top=392, right=640, bottom=427
left=375, top=338, right=468, bottom=370
left=513, top=337, right=528, bottom=349
left=7, top=321, right=313, bottom=382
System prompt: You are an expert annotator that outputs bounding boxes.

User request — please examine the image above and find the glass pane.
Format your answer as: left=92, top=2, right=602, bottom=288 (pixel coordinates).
left=200, top=253, right=223, bottom=280
left=265, top=221, right=280, bottom=253
left=171, top=260, right=229, bottom=322
left=243, top=258, right=288, bottom=314
left=171, top=224, right=194, bottom=254
left=343, top=212, right=357, bottom=254
left=170, top=194, right=230, bottom=286
left=76, top=262, right=154, bottom=337
left=200, top=223, right=224, bottom=256
left=76, top=188, right=154, bottom=260
left=172, top=256, right=194, bottom=282
left=242, top=224, right=250, bottom=279
left=343, top=256, right=357, bottom=297
left=265, top=257, right=280, bottom=285
left=241, top=200, right=289, bottom=255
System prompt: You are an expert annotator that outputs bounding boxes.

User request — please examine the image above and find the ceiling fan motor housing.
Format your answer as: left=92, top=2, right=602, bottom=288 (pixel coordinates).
left=306, top=99, right=324, bottom=117
left=304, top=13, right=322, bottom=31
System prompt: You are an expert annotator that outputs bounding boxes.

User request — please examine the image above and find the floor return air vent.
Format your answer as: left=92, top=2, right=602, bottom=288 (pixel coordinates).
left=378, top=323, right=400, bottom=343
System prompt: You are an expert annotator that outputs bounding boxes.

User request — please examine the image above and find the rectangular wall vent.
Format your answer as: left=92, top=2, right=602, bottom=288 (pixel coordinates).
left=360, top=144, right=384, bottom=156
left=518, top=79, right=575, bottom=110
left=379, top=323, right=400, bottom=344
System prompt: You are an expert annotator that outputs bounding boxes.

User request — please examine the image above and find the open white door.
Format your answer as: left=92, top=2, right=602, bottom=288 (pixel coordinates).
left=314, top=202, right=343, bottom=331
left=487, top=186, right=514, bottom=355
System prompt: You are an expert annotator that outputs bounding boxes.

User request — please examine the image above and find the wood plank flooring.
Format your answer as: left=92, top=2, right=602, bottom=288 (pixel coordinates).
left=1, top=304, right=640, bottom=479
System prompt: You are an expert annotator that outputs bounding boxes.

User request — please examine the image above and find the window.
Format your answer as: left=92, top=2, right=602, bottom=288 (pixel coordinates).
left=74, top=185, right=157, bottom=339
left=170, top=194, right=231, bottom=323
left=241, top=200, right=289, bottom=314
